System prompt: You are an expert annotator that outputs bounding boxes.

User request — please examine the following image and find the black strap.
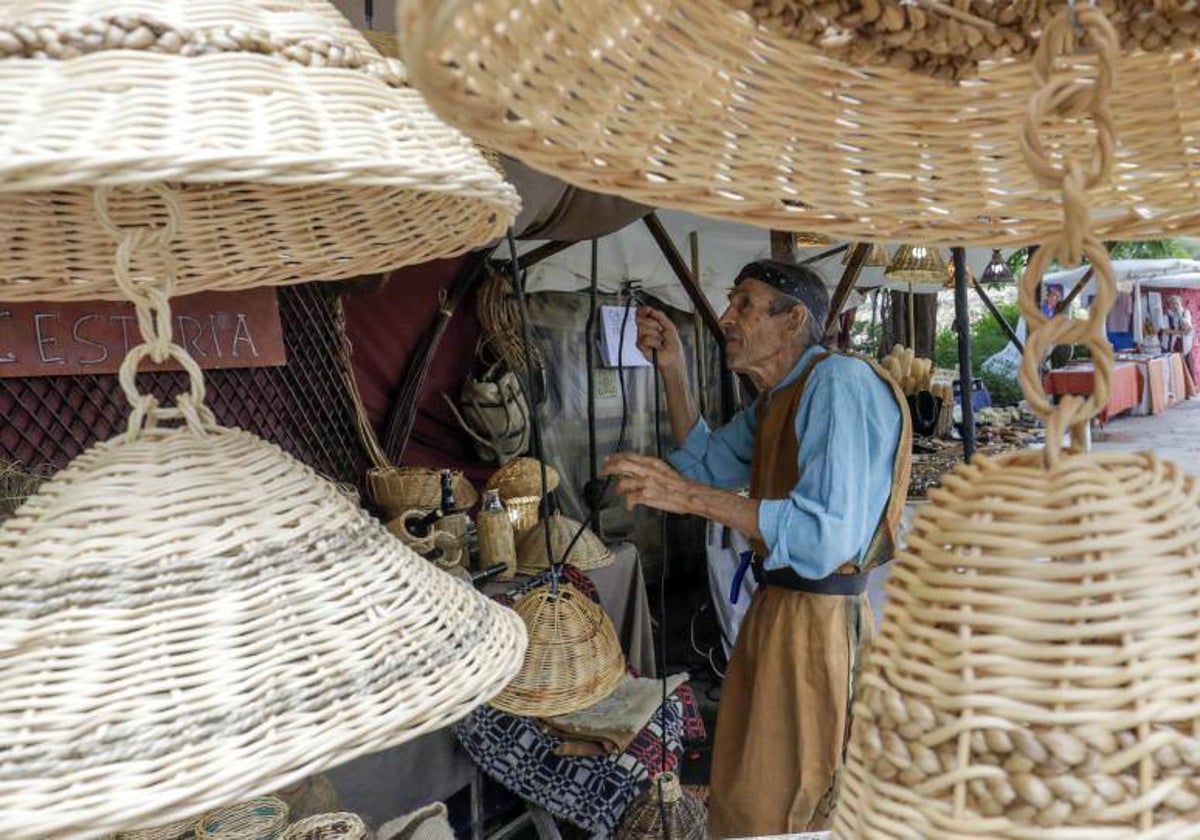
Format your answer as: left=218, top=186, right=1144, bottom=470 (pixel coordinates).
left=750, top=557, right=880, bottom=596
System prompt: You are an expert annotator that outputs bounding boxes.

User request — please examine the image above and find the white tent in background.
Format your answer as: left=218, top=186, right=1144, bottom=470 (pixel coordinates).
left=521, top=209, right=1007, bottom=315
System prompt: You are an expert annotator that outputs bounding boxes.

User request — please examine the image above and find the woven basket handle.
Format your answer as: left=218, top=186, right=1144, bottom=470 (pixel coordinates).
left=1016, top=5, right=1119, bottom=463
left=96, top=185, right=217, bottom=439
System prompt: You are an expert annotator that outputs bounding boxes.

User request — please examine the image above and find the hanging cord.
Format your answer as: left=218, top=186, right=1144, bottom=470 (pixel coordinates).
left=652, top=342, right=671, bottom=840
left=505, top=230, right=559, bottom=594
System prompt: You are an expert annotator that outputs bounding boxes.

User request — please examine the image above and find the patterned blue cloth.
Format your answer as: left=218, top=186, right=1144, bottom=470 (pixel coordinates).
left=668, top=345, right=901, bottom=579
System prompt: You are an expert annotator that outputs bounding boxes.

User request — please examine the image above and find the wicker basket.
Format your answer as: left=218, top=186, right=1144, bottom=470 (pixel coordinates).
left=504, top=495, right=543, bottom=535
left=486, top=457, right=560, bottom=501
left=196, top=798, right=288, bottom=840
left=0, top=425, right=527, bottom=840
left=0, top=1, right=518, bottom=302
left=835, top=450, right=1200, bottom=838
left=516, top=514, right=614, bottom=575
left=491, top=582, right=626, bottom=717
left=616, top=774, right=707, bottom=840
left=400, top=0, right=1200, bottom=245
left=367, top=466, right=479, bottom=515
left=107, top=818, right=198, bottom=840
left=280, top=813, right=368, bottom=840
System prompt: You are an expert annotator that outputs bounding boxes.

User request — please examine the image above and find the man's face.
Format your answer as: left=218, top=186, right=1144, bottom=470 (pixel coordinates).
left=1170, top=298, right=1183, bottom=315
left=1047, top=288, right=1061, bottom=308
left=718, top=277, right=805, bottom=372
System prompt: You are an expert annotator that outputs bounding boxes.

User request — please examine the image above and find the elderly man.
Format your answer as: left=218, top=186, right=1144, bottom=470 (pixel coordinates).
left=604, top=260, right=911, bottom=837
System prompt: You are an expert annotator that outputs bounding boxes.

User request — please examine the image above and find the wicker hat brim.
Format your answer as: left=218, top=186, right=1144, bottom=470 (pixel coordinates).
left=0, top=426, right=526, bottom=840
left=400, top=0, right=1200, bottom=245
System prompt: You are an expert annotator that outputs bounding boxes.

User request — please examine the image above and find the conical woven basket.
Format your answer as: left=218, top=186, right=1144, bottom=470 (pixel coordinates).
left=835, top=449, right=1200, bottom=839
left=490, top=581, right=626, bottom=717
left=844, top=243, right=890, bottom=268
left=516, top=513, right=614, bottom=575
left=196, top=798, right=288, bottom=840
left=0, top=0, right=519, bottom=301
left=280, top=813, right=368, bottom=840
left=616, top=774, right=707, bottom=840
left=0, top=426, right=526, bottom=840
left=486, top=457, right=561, bottom=501
left=400, top=0, right=1200, bottom=245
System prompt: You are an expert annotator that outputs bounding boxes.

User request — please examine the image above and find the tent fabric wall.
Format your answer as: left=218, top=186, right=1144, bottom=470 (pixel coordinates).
left=1152, top=287, right=1200, bottom=381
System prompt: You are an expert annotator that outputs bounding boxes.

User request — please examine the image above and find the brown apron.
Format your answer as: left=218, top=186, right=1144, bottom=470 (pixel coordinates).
left=707, top=353, right=911, bottom=838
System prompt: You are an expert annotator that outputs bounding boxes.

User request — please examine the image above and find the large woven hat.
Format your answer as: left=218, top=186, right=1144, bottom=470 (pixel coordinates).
left=0, top=425, right=526, bottom=839
left=0, top=0, right=519, bottom=301
left=515, top=513, right=614, bottom=575
left=486, top=456, right=561, bottom=501
left=399, top=0, right=1200, bottom=245
left=490, top=581, right=625, bottom=717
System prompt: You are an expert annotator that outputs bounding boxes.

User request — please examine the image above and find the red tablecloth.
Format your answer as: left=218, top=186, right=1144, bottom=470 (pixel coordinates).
left=1044, top=362, right=1141, bottom=422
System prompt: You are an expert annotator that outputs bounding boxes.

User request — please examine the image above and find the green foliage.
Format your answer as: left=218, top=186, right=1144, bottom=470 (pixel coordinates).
left=934, top=301, right=1024, bottom=406
left=849, top=317, right=883, bottom=358
left=1004, top=239, right=1190, bottom=280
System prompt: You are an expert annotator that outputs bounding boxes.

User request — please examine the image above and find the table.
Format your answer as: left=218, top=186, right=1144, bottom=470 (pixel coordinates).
left=1043, top=362, right=1141, bottom=422
left=326, top=543, right=656, bottom=828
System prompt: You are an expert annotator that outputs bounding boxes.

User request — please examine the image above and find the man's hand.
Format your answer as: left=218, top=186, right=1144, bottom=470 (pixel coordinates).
left=603, top=452, right=697, bottom=515
left=635, top=306, right=685, bottom=374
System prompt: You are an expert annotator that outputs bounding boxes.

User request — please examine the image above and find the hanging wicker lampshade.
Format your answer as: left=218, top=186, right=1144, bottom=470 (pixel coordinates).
left=490, top=582, right=626, bottom=717
left=399, top=0, right=1200, bottom=245
left=515, top=513, right=615, bottom=575
left=835, top=8, right=1200, bottom=839
left=0, top=423, right=527, bottom=840
left=0, top=0, right=519, bottom=301
left=844, top=243, right=891, bottom=268
left=616, top=774, right=707, bottom=840
left=884, top=244, right=948, bottom=284
left=942, top=260, right=975, bottom=290
left=980, top=248, right=1016, bottom=285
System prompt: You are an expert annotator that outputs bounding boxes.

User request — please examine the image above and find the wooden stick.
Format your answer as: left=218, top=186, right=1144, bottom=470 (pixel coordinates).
left=913, top=0, right=999, bottom=31
left=382, top=250, right=492, bottom=462
left=824, top=243, right=868, bottom=342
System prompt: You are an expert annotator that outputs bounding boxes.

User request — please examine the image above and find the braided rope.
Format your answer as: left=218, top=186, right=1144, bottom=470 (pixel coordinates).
left=0, top=15, right=406, bottom=87
left=1014, top=6, right=1119, bottom=463
left=93, top=185, right=216, bottom=439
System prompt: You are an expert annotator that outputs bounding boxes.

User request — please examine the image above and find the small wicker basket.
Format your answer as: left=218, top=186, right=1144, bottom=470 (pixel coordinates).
left=490, top=582, right=625, bottom=717
left=505, top=495, right=542, bottom=535
left=616, top=774, right=707, bottom=840
left=107, top=818, right=198, bottom=840
left=280, top=813, right=368, bottom=840
left=367, top=467, right=479, bottom=515
left=486, top=457, right=560, bottom=501
left=196, top=797, right=289, bottom=840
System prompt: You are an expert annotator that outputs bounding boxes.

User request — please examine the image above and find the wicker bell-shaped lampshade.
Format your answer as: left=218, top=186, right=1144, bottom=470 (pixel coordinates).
left=515, top=513, right=615, bottom=575
left=0, top=426, right=527, bottom=840
left=400, top=1, right=1200, bottom=245
left=835, top=450, right=1200, bottom=838
left=844, top=243, right=891, bottom=268
left=490, top=582, right=626, bottom=717
left=0, top=0, right=519, bottom=301
left=884, top=244, right=948, bottom=284
left=616, top=774, right=707, bottom=840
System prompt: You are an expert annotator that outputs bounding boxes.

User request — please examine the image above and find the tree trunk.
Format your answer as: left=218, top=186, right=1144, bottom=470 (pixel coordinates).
left=883, top=291, right=938, bottom=358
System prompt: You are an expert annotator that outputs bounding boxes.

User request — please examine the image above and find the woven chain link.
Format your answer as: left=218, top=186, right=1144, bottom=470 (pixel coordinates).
left=1015, top=5, right=1119, bottom=464
left=94, top=185, right=216, bottom=439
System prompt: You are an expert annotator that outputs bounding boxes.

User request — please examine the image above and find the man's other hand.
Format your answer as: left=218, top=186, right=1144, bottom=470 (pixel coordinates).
left=635, top=306, right=685, bottom=374
left=603, top=452, right=696, bottom=515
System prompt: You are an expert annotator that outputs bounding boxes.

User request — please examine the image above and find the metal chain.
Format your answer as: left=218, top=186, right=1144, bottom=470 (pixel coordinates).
left=1015, top=5, right=1119, bottom=464
left=94, top=185, right=216, bottom=440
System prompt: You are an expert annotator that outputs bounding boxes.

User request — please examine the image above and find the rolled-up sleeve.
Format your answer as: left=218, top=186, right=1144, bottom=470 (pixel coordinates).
left=758, top=363, right=901, bottom=578
left=666, top=407, right=756, bottom=490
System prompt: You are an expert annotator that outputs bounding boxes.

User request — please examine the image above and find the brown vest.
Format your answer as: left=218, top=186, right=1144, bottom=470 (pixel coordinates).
left=748, top=351, right=912, bottom=569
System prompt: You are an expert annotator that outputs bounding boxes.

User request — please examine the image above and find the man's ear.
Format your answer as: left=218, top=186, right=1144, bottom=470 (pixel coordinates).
left=789, top=305, right=808, bottom=336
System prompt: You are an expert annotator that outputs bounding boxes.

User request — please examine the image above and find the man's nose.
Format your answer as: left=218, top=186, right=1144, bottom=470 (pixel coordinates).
left=718, top=306, right=735, bottom=331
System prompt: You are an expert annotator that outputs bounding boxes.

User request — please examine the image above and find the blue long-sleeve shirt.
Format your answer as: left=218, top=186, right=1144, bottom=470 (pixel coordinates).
left=668, top=345, right=901, bottom=579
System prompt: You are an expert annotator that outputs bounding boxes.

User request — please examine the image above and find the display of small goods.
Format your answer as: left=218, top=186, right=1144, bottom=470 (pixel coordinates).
left=882, top=345, right=933, bottom=396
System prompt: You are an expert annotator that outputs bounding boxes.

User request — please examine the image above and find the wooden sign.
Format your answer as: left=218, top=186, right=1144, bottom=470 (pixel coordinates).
left=0, top=288, right=287, bottom=378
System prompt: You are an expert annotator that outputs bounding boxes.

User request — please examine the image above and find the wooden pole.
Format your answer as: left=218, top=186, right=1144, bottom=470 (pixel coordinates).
left=641, top=213, right=756, bottom=409
left=952, top=247, right=976, bottom=461
left=770, top=230, right=796, bottom=263
left=689, top=231, right=708, bottom=420
left=586, top=239, right=600, bottom=531
left=824, top=243, right=869, bottom=342
left=907, top=288, right=917, bottom=350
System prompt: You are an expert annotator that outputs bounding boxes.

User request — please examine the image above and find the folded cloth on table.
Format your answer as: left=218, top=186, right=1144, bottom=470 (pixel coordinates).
left=542, top=672, right=689, bottom=757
